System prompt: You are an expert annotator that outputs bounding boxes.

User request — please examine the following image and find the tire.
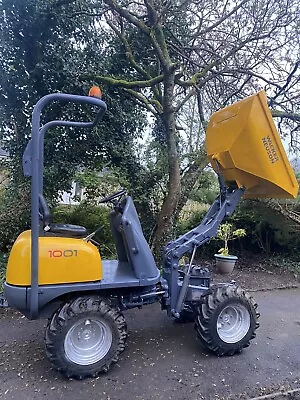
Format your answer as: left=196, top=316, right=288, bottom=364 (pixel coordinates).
left=195, top=285, right=259, bottom=356
left=45, top=296, right=127, bottom=379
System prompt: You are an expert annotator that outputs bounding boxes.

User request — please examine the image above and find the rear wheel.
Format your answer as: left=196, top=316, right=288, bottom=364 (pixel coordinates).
left=195, top=285, right=259, bottom=356
left=45, top=296, right=127, bottom=379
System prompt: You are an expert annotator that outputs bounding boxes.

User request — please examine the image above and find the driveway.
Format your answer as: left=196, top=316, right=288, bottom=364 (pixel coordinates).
left=0, top=288, right=300, bottom=400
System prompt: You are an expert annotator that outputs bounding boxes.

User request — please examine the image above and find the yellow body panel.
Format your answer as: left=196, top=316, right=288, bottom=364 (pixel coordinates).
left=206, top=91, right=299, bottom=199
left=6, top=230, right=102, bottom=286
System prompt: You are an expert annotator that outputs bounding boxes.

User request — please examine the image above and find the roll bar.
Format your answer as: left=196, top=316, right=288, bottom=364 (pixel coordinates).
left=23, top=93, right=107, bottom=319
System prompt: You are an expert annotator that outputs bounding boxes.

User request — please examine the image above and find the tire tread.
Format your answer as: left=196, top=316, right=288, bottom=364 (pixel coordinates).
left=194, top=285, right=259, bottom=356
left=45, top=296, right=127, bottom=379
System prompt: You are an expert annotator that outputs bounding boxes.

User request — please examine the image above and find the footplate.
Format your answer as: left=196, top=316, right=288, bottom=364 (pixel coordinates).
left=0, top=294, right=8, bottom=308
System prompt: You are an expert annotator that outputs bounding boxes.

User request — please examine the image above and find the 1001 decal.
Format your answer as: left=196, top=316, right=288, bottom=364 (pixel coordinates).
left=48, top=250, right=78, bottom=258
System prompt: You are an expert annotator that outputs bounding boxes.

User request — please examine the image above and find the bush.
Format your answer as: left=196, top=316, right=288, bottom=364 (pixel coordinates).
left=175, top=207, right=221, bottom=258
left=0, top=253, right=8, bottom=292
left=269, top=254, right=300, bottom=274
left=0, top=183, right=31, bottom=252
left=175, top=207, right=208, bottom=236
left=231, top=200, right=300, bottom=255
left=175, top=198, right=300, bottom=258
left=0, top=182, right=31, bottom=289
left=52, top=201, right=116, bottom=258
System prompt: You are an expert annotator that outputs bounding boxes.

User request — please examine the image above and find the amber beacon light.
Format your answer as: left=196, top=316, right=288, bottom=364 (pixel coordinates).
left=88, top=85, right=102, bottom=98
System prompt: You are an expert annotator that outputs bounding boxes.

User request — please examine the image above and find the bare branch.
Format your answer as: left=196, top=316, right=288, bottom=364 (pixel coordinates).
left=269, top=61, right=300, bottom=107
left=271, top=110, right=300, bottom=122
left=124, top=88, right=161, bottom=115
left=52, top=0, right=77, bottom=8
left=105, top=17, right=151, bottom=80
left=82, top=73, right=164, bottom=89
left=174, top=87, right=196, bottom=113
left=103, top=0, right=150, bottom=34
left=199, top=0, right=251, bottom=36
left=222, top=69, right=282, bottom=89
left=196, top=91, right=207, bottom=130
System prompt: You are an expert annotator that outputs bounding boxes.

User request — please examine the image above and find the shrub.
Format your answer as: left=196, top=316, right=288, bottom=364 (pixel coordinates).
left=216, top=223, right=246, bottom=256
left=175, top=207, right=208, bottom=237
left=0, top=183, right=31, bottom=252
left=269, top=254, right=300, bottom=274
left=52, top=201, right=116, bottom=258
left=231, top=200, right=300, bottom=255
left=0, top=253, right=8, bottom=291
left=175, top=207, right=221, bottom=258
left=175, top=198, right=300, bottom=258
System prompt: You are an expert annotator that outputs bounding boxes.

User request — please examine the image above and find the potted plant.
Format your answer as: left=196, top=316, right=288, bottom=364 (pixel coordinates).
left=215, top=222, right=246, bottom=274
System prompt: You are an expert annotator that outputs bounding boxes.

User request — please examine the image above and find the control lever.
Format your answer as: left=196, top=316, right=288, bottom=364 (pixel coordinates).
left=83, top=225, right=104, bottom=242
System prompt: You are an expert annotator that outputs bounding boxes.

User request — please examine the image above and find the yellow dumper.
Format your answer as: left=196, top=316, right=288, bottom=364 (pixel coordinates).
left=206, top=90, right=298, bottom=199
left=1, top=89, right=298, bottom=380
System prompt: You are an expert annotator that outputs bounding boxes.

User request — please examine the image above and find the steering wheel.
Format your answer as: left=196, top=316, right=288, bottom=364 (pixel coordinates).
left=98, top=189, right=126, bottom=204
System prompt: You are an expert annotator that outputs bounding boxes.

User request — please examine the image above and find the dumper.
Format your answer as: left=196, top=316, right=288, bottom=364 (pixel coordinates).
left=1, top=89, right=298, bottom=380
left=206, top=90, right=298, bottom=199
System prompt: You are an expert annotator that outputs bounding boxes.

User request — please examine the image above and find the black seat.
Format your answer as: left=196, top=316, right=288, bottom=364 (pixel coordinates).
left=38, top=194, right=88, bottom=238
left=46, top=223, right=88, bottom=238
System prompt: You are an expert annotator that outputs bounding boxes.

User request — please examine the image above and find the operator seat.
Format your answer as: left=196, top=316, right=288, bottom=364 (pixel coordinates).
left=39, top=194, right=88, bottom=238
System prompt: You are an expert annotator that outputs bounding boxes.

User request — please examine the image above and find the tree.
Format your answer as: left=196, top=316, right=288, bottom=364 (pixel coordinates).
left=0, top=0, right=146, bottom=199
left=1, top=0, right=299, bottom=257
left=78, top=0, right=299, bottom=253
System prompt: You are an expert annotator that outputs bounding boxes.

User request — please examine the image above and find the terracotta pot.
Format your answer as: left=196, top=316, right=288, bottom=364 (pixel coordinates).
left=214, top=254, right=238, bottom=274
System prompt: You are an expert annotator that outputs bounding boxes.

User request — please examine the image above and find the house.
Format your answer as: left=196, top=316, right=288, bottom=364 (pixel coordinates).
left=59, top=182, right=84, bottom=205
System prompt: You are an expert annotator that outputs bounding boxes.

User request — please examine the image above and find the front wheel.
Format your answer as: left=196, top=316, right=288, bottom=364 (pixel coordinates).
left=195, top=285, right=259, bottom=356
left=45, top=296, right=127, bottom=379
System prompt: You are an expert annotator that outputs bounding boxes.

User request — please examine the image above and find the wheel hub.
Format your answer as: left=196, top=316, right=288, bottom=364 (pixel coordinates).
left=64, top=317, right=112, bottom=365
left=79, top=329, right=94, bottom=341
left=217, top=303, right=250, bottom=343
left=77, top=320, right=94, bottom=341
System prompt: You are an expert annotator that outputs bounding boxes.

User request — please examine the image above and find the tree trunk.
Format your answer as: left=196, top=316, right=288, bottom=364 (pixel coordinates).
left=152, top=73, right=181, bottom=257
left=175, top=153, right=208, bottom=220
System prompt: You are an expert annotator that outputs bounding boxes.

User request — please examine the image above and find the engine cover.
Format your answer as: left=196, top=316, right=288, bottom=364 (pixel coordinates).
left=6, top=230, right=102, bottom=286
